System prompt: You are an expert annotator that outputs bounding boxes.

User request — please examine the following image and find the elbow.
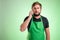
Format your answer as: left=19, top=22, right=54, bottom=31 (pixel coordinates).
left=20, top=26, right=25, bottom=32
left=20, top=28, right=25, bottom=32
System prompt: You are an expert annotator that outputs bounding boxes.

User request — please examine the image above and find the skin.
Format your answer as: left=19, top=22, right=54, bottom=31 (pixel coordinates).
left=20, top=4, right=50, bottom=40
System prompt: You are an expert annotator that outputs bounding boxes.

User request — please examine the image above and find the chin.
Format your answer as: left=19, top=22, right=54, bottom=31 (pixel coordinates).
left=35, top=13, right=39, bottom=14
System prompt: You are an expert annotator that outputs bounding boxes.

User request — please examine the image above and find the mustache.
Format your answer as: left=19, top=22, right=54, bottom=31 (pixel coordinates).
left=33, top=13, right=40, bottom=16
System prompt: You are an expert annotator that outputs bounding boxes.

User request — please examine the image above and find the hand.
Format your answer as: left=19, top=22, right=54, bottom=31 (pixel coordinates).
left=29, top=10, right=33, bottom=18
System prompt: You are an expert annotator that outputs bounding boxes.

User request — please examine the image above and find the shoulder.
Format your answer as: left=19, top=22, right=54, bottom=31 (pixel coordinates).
left=24, top=16, right=29, bottom=21
left=41, top=15, right=48, bottom=21
left=25, top=16, right=29, bottom=19
left=41, top=15, right=49, bottom=24
left=41, top=15, right=49, bottom=28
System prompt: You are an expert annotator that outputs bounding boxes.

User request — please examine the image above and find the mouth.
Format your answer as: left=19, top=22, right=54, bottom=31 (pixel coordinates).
left=33, top=13, right=40, bottom=16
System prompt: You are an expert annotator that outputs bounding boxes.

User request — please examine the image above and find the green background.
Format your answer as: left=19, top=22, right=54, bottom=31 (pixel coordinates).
left=0, top=0, right=60, bottom=40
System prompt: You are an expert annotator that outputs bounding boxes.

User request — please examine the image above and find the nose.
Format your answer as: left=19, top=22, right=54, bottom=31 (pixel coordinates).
left=35, top=9, right=38, bottom=12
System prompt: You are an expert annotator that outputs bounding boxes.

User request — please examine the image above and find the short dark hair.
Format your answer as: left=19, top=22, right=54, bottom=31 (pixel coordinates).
left=32, top=1, right=42, bottom=8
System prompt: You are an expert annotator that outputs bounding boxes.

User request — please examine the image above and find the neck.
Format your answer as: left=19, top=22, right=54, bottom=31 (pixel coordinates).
left=34, top=15, right=41, bottom=19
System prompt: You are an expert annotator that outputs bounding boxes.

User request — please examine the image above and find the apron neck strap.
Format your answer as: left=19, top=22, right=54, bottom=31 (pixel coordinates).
left=32, top=15, right=43, bottom=22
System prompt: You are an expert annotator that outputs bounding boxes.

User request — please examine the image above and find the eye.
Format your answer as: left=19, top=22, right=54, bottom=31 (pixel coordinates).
left=34, top=8, right=36, bottom=9
left=37, top=7, right=39, bottom=9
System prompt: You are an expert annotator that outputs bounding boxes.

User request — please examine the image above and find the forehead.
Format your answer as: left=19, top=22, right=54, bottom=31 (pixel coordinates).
left=33, top=4, right=40, bottom=8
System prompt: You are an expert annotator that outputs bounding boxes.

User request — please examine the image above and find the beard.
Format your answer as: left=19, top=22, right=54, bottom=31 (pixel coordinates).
left=33, top=13, right=40, bottom=16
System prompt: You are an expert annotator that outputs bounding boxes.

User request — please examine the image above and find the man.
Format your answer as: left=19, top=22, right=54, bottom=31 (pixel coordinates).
left=20, top=1, right=50, bottom=40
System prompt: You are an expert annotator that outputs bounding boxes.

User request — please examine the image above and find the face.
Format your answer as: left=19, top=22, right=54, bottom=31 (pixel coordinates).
left=32, top=4, right=41, bottom=15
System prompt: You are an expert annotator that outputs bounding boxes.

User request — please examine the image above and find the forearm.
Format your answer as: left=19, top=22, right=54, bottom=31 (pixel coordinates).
left=45, top=28, right=50, bottom=40
left=46, top=32, right=50, bottom=40
left=20, top=16, right=31, bottom=32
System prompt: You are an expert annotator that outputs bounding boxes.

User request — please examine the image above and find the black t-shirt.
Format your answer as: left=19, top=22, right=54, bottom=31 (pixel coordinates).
left=24, top=15, right=49, bottom=31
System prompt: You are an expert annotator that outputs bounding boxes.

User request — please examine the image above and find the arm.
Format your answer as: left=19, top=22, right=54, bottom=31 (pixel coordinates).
left=45, top=28, right=50, bottom=40
left=20, top=11, right=33, bottom=32
left=20, top=16, right=31, bottom=32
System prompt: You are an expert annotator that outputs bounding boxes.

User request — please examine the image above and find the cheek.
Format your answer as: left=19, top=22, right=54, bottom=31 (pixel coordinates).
left=38, top=9, right=41, bottom=12
left=38, top=8, right=40, bottom=11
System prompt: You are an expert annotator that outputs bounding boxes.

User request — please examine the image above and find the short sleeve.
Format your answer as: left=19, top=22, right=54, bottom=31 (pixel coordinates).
left=42, top=16, right=49, bottom=28
left=45, top=18, right=49, bottom=28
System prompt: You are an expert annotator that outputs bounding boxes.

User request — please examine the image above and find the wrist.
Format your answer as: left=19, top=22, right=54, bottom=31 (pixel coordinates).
left=28, top=16, right=32, bottom=20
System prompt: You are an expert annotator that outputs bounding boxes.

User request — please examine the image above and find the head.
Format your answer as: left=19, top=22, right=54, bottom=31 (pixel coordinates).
left=32, top=1, right=42, bottom=16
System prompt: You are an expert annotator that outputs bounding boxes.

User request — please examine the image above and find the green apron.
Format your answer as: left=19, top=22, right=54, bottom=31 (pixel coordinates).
left=28, top=15, right=45, bottom=40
